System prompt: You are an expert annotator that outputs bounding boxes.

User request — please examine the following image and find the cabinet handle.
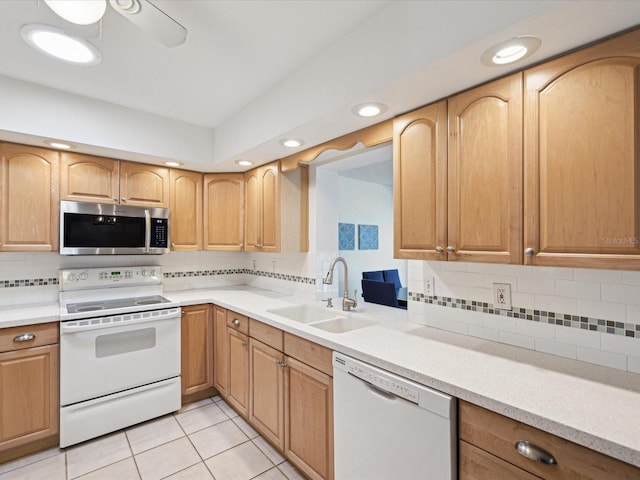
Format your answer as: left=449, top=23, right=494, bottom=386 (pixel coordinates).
left=13, top=333, right=35, bottom=343
left=525, top=248, right=535, bottom=256
left=232, top=318, right=240, bottom=326
left=435, top=246, right=444, bottom=254
left=446, top=246, right=456, bottom=254
left=514, top=441, right=558, bottom=466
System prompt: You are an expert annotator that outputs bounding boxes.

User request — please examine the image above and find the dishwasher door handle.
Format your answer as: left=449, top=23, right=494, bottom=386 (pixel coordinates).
left=366, top=382, right=398, bottom=402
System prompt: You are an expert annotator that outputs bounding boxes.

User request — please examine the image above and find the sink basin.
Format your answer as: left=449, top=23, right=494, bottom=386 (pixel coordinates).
left=267, top=304, right=344, bottom=324
left=310, top=317, right=377, bottom=333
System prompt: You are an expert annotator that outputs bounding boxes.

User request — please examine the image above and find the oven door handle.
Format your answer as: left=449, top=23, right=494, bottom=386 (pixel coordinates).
left=61, top=310, right=181, bottom=334
left=144, top=209, right=151, bottom=253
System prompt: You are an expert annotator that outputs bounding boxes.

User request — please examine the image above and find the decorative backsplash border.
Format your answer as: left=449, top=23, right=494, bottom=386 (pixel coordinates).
left=163, top=268, right=316, bottom=285
left=0, top=277, right=59, bottom=288
left=408, top=292, right=640, bottom=338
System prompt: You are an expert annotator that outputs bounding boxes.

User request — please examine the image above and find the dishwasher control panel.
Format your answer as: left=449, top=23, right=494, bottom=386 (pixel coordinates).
left=335, top=353, right=420, bottom=404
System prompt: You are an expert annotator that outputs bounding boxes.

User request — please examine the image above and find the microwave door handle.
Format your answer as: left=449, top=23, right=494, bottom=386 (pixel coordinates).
left=144, top=209, right=151, bottom=253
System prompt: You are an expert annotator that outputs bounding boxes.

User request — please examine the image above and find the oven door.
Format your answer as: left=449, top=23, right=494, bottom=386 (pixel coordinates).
left=60, top=308, right=181, bottom=406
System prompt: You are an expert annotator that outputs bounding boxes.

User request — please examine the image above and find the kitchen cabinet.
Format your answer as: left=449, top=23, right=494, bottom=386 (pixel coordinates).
left=459, top=400, right=640, bottom=480
left=248, top=320, right=285, bottom=449
left=180, top=304, right=214, bottom=403
left=523, top=28, right=640, bottom=269
left=213, top=305, right=228, bottom=395
left=244, top=161, right=308, bottom=253
left=393, top=73, right=523, bottom=264
left=284, top=333, right=334, bottom=480
left=0, top=143, right=59, bottom=252
left=203, top=173, right=244, bottom=251
left=0, top=322, right=59, bottom=463
left=60, top=152, right=169, bottom=208
left=170, top=169, right=203, bottom=251
left=226, top=310, right=249, bottom=417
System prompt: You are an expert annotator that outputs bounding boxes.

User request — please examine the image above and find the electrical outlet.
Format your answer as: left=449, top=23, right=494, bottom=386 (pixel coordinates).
left=252, top=259, right=257, bottom=271
left=425, top=276, right=435, bottom=296
left=272, top=260, right=276, bottom=272
left=493, top=283, right=512, bottom=310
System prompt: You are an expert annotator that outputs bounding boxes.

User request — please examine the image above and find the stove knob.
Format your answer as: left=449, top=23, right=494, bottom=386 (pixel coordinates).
left=67, top=273, right=76, bottom=282
left=142, top=269, right=148, bottom=277
left=79, top=272, right=88, bottom=280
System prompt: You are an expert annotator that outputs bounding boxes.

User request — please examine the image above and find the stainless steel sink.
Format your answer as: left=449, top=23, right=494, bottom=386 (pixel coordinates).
left=309, top=317, right=377, bottom=333
left=266, top=304, right=344, bottom=324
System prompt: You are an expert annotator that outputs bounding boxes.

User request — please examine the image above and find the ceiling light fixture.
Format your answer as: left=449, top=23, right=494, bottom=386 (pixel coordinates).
left=21, top=24, right=101, bottom=65
left=45, top=140, right=75, bottom=149
left=235, top=159, right=253, bottom=167
left=163, top=161, right=182, bottom=167
left=280, top=138, right=304, bottom=148
left=352, top=102, right=387, bottom=118
left=44, top=0, right=107, bottom=25
left=481, top=36, right=541, bottom=66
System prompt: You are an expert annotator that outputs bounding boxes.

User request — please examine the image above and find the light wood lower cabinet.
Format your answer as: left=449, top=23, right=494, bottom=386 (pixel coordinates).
left=180, top=304, right=214, bottom=402
left=459, top=400, right=640, bottom=480
left=213, top=305, right=228, bottom=395
left=0, top=322, right=59, bottom=463
left=226, top=311, right=250, bottom=417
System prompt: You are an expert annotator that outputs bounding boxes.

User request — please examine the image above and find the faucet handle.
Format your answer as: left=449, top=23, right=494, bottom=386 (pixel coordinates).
left=352, top=289, right=358, bottom=309
left=322, top=298, right=333, bottom=308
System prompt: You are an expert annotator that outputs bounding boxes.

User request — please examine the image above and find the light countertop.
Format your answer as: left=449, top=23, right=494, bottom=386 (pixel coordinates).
left=3, top=285, right=640, bottom=468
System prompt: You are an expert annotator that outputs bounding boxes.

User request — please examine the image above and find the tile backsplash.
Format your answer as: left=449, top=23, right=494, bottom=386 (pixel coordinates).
left=407, top=260, right=640, bottom=374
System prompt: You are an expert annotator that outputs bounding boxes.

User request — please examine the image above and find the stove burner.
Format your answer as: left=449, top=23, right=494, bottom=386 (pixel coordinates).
left=74, top=306, right=106, bottom=312
left=65, top=295, right=171, bottom=315
left=135, top=299, right=163, bottom=305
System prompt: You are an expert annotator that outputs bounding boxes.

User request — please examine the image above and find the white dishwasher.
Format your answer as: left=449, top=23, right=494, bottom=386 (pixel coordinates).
left=333, top=353, right=457, bottom=480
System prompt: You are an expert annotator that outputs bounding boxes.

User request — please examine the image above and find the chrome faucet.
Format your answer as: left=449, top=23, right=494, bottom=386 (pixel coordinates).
left=323, top=257, right=357, bottom=311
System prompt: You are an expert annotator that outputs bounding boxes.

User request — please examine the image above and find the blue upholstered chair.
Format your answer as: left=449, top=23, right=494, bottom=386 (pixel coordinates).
left=362, top=270, right=384, bottom=281
left=361, top=279, right=406, bottom=309
left=382, top=269, right=402, bottom=292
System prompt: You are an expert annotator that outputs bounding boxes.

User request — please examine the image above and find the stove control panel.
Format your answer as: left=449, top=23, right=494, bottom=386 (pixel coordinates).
left=60, top=266, right=162, bottom=290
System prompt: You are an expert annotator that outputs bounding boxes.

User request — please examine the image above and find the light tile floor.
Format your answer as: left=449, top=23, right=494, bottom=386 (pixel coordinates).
left=0, top=396, right=306, bottom=480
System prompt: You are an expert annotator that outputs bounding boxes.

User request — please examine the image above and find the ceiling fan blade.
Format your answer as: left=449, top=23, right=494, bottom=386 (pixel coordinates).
left=109, top=0, right=187, bottom=47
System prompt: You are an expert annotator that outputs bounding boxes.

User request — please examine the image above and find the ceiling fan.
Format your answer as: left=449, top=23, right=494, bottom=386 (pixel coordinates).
left=43, top=0, right=187, bottom=47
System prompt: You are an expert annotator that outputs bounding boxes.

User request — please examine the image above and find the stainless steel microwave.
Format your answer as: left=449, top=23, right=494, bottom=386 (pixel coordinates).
left=60, top=201, right=170, bottom=255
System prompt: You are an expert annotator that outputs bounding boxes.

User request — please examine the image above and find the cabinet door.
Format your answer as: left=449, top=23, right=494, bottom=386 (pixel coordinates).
left=213, top=305, right=227, bottom=395
left=0, top=143, right=59, bottom=251
left=0, top=345, right=58, bottom=451
left=60, top=152, right=119, bottom=204
left=259, top=163, right=280, bottom=252
left=524, top=29, right=640, bottom=269
left=393, top=101, right=447, bottom=260
left=459, top=441, right=541, bottom=480
left=249, top=338, right=284, bottom=450
left=226, top=328, right=249, bottom=417
left=244, top=169, right=260, bottom=251
left=448, top=73, right=523, bottom=264
left=180, top=305, right=213, bottom=399
left=285, top=356, right=333, bottom=480
left=170, top=169, right=203, bottom=251
left=119, top=161, right=170, bottom=208
left=203, top=173, right=244, bottom=251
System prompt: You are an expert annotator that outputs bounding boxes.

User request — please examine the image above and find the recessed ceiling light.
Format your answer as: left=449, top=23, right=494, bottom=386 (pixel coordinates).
left=481, top=36, right=541, bottom=67
left=164, top=161, right=182, bottom=167
left=352, top=102, right=387, bottom=118
left=280, top=138, right=304, bottom=148
left=21, top=24, right=101, bottom=65
left=44, top=140, right=75, bottom=149
left=44, top=0, right=107, bottom=25
left=235, top=159, right=253, bottom=167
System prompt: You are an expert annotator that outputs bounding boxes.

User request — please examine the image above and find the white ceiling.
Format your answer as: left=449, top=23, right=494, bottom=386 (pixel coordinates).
left=0, top=1, right=639, bottom=172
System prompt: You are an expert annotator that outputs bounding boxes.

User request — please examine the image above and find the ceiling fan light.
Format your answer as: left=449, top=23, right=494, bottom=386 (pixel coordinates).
left=21, top=24, right=102, bottom=65
left=44, top=0, right=107, bottom=25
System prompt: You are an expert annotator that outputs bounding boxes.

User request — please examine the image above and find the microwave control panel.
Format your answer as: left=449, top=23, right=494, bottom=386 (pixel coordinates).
left=150, top=218, right=169, bottom=248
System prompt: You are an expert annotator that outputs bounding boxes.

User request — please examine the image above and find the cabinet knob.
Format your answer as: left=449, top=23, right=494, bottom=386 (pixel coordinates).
left=446, top=246, right=456, bottom=254
left=255, top=244, right=262, bottom=249
left=121, top=198, right=127, bottom=202
left=13, top=333, right=35, bottom=343
left=232, top=318, right=240, bottom=326
left=514, top=441, right=557, bottom=466
left=525, top=247, right=535, bottom=256
left=181, top=310, right=185, bottom=316
left=241, top=341, right=248, bottom=348
left=113, top=197, right=118, bottom=202
left=435, top=246, right=444, bottom=254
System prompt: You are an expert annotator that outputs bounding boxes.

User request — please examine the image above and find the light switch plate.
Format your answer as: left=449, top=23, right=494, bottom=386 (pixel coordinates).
left=425, top=276, right=435, bottom=296
left=493, top=283, right=512, bottom=310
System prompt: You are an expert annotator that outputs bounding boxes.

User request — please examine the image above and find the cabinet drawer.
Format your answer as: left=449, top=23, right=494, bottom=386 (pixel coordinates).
left=284, top=332, right=332, bottom=376
left=459, top=400, right=640, bottom=480
left=226, top=310, right=249, bottom=335
left=250, top=319, right=283, bottom=351
left=0, top=323, right=59, bottom=353
left=460, top=441, right=541, bottom=480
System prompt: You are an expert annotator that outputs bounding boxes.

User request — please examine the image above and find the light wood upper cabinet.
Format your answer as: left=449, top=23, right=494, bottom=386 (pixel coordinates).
left=448, top=72, right=523, bottom=264
left=213, top=305, right=228, bottom=396
left=170, top=169, right=203, bottom=251
left=524, top=29, right=640, bottom=269
left=393, top=101, right=447, bottom=260
left=119, top=161, right=170, bottom=208
left=244, top=161, right=280, bottom=252
left=0, top=143, right=59, bottom=252
left=60, top=152, right=119, bottom=204
left=180, top=304, right=213, bottom=400
left=203, top=173, right=244, bottom=251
